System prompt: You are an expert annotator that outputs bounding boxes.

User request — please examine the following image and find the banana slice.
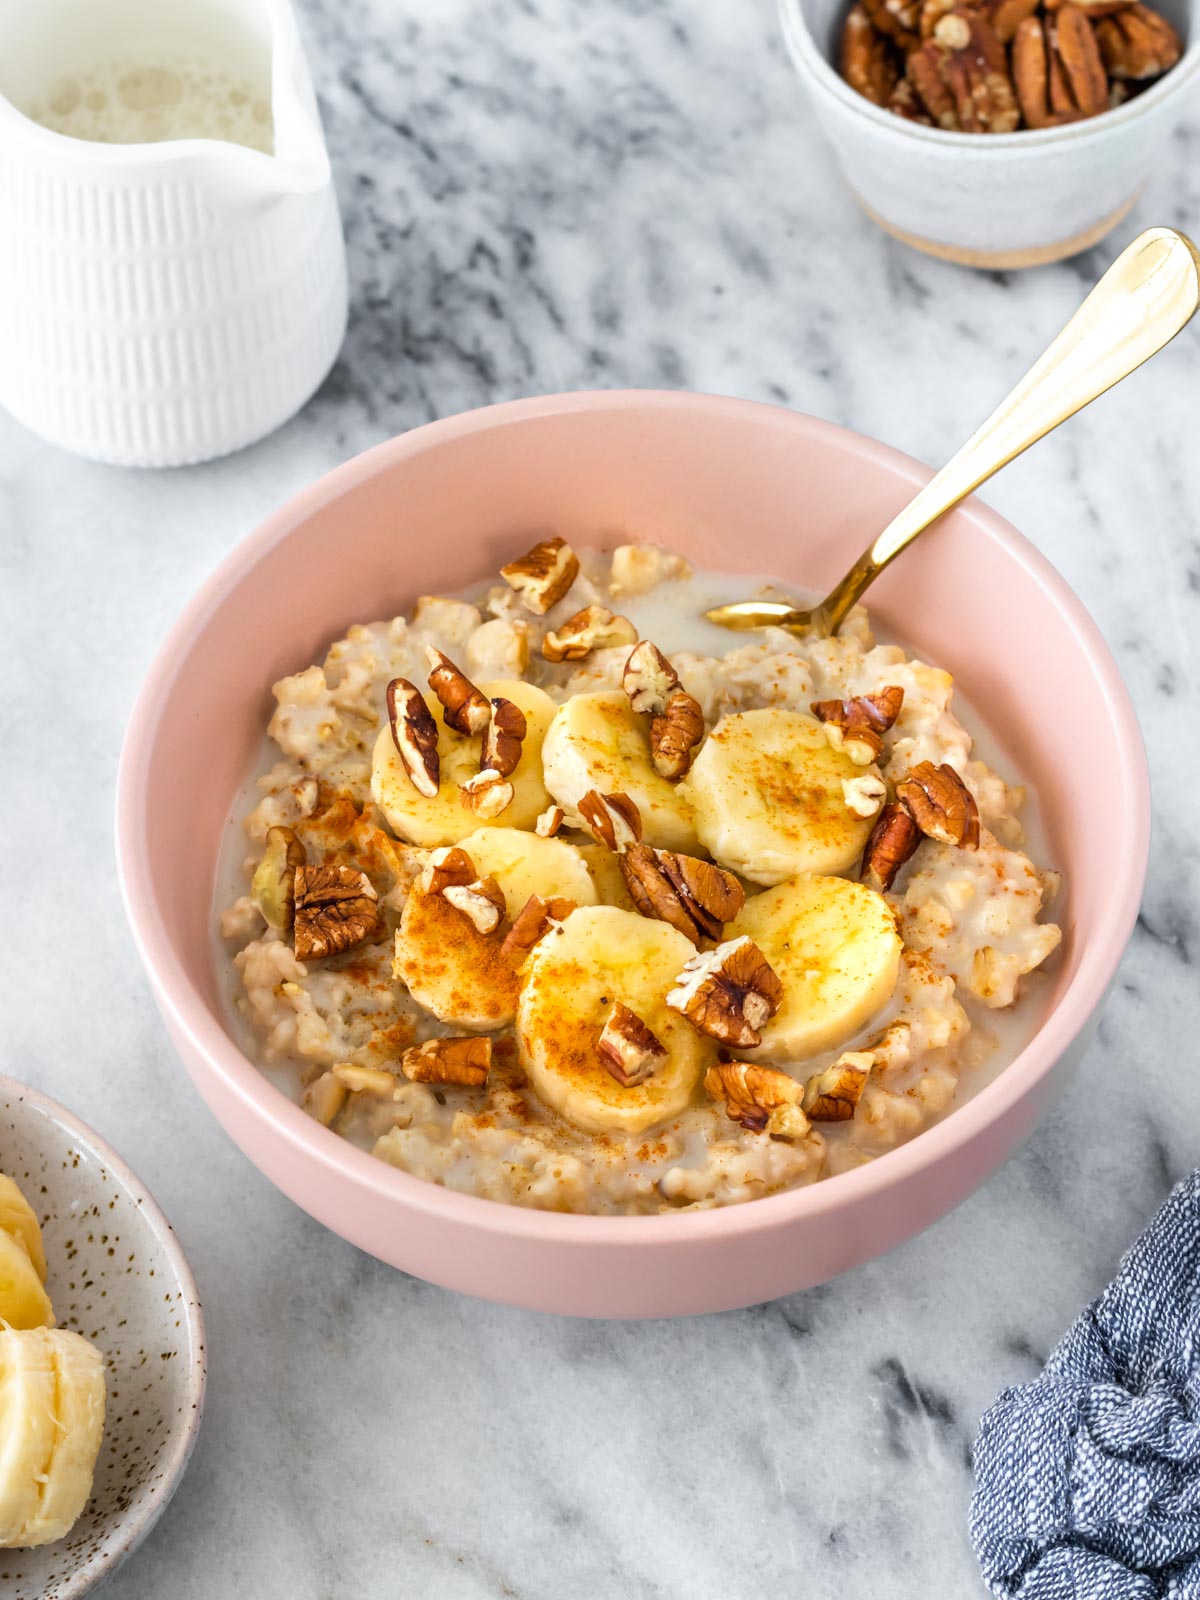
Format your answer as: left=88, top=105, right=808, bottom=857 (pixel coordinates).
left=727, top=874, right=901, bottom=1064
left=540, top=690, right=701, bottom=855
left=680, top=709, right=878, bottom=885
left=0, top=1175, right=46, bottom=1282
left=394, top=827, right=596, bottom=1029
left=372, top=679, right=556, bottom=847
left=578, top=842, right=638, bottom=912
left=517, top=906, right=717, bottom=1134
left=0, top=1230, right=54, bottom=1330
left=0, top=1328, right=105, bottom=1549
left=456, top=827, right=596, bottom=918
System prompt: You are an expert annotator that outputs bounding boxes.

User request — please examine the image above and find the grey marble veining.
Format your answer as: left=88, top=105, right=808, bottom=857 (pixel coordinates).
left=1, top=0, right=1198, bottom=1595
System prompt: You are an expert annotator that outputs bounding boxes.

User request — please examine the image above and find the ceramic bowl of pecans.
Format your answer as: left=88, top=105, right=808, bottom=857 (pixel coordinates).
left=779, top=0, right=1198, bottom=265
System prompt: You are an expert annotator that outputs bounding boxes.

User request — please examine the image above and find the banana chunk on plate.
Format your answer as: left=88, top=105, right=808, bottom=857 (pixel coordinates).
left=727, top=873, right=901, bottom=1064
left=0, top=1326, right=106, bottom=1548
left=0, top=1173, right=47, bottom=1285
left=680, top=709, right=879, bottom=885
left=517, top=906, right=718, bottom=1134
left=0, top=1227, right=53, bottom=1331
left=372, top=679, right=556, bottom=847
left=394, top=826, right=597, bottom=1029
left=540, top=690, right=702, bottom=855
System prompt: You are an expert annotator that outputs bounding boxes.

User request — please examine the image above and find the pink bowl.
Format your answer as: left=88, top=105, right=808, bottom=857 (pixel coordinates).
left=116, top=391, right=1149, bottom=1318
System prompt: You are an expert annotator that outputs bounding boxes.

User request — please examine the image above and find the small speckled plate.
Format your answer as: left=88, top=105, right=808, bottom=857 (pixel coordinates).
left=0, top=1075, right=206, bottom=1599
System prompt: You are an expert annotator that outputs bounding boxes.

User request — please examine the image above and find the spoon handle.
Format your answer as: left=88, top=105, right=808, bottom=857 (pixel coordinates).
left=821, top=226, right=1200, bottom=632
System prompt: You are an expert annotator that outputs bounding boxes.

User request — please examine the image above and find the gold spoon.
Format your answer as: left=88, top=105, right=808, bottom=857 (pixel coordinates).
left=706, top=225, right=1200, bottom=639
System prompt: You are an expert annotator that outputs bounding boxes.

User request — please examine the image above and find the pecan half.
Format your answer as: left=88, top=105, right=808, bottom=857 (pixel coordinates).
left=597, top=1003, right=667, bottom=1087
left=804, top=1051, right=875, bottom=1121
left=442, top=875, right=506, bottom=935
left=1094, top=3, right=1181, bottom=76
left=500, top=536, right=580, bottom=614
left=578, top=790, right=643, bottom=851
left=401, top=1036, right=492, bottom=1087
left=1015, top=3, right=1108, bottom=123
left=481, top=697, right=527, bottom=778
left=499, top=893, right=577, bottom=960
left=650, top=691, right=705, bottom=781
left=386, top=678, right=440, bottom=798
left=811, top=686, right=904, bottom=764
left=896, top=761, right=980, bottom=848
left=842, top=773, right=888, bottom=819
left=863, top=0, right=922, bottom=48
left=983, top=0, right=1042, bottom=43
left=841, top=3, right=903, bottom=103
left=251, top=825, right=307, bottom=931
left=425, top=647, right=490, bottom=737
left=623, top=639, right=680, bottom=716
left=887, top=74, right=935, bottom=119
left=459, top=768, right=514, bottom=820
left=620, top=844, right=744, bottom=946
left=705, top=1061, right=810, bottom=1140
left=294, top=864, right=381, bottom=961
left=420, top=844, right=476, bottom=896
left=907, top=11, right=1021, bottom=131
left=667, top=936, right=784, bottom=1049
left=542, top=605, right=639, bottom=663
left=861, top=802, right=922, bottom=892
left=535, top=805, right=564, bottom=838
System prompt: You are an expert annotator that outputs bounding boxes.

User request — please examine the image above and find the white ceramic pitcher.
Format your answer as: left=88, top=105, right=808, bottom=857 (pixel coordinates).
left=0, top=0, right=347, bottom=467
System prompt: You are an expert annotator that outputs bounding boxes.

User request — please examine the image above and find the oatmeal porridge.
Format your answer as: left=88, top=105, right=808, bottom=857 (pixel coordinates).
left=216, top=538, right=1062, bottom=1216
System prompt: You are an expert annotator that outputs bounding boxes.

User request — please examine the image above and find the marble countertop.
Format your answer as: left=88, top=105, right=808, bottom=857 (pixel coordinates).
left=2, top=0, right=1198, bottom=1594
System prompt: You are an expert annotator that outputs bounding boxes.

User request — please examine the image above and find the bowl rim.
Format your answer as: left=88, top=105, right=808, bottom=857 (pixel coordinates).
left=777, top=0, right=1200, bottom=153
left=0, top=1071, right=206, bottom=1594
left=116, top=389, right=1150, bottom=1247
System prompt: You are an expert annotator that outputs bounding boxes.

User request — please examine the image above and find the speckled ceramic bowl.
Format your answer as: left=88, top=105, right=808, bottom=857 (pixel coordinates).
left=115, top=391, right=1150, bottom=1319
left=779, top=0, right=1200, bottom=266
left=0, top=1076, right=205, bottom=1599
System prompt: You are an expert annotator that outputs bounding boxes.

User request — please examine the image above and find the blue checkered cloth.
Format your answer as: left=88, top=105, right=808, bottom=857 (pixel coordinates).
left=971, top=1172, right=1200, bottom=1599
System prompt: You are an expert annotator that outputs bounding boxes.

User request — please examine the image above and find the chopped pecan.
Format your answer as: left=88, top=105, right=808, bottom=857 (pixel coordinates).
left=251, top=825, right=307, bottom=931
left=705, top=1061, right=810, bottom=1140
left=535, top=805, right=564, bottom=838
left=386, top=678, right=440, bottom=798
left=804, top=1051, right=874, bottom=1121
left=425, top=647, right=490, bottom=737
left=294, top=864, right=381, bottom=960
left=896, top=761, right=980, bottom=848
left=578, top=790, right=643, bottom=851
left=811, top=686, right=904, bottom=764
left=907, top=11, right=1020, bottom=131
left=500, top=536, right=580, bottom=614
left=442, top=875, right=506, bottom=935
left=333, top=1062, right=399, bottom=1097
left=481, top=697, right=527, bottom=778
left=620, top=844, right=744, bottom=946
left=459, top=768, right=514, bottom=820
left=623, top=639, right=680, bottom=716
left=303, top=1070, right=348, bottom=1126
left=401, top=1035, right=492, bottom=1087
left=650, top=691, right=705, bottom=781
left=861, top=802, right=922, bottom=892
left=863, top=0, right=922, bottom=48
left=1094, top=3, right=1181, bottom=76
left=843, top=773, right=888, bottom=819
left=499, top=893, right=577, bottom=960
left=420, top=844, right=476, bottom=896
left=542, top=605, right=639, bottom=663
left=667, top=936, right=784, bottom=1049
left=841, top=4, right=903, bottom=104
left=597, top=1003, right=667, bottom=1087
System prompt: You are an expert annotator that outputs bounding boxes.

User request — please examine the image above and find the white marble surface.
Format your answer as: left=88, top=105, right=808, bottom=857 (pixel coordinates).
left=2, top=1, right=1198, bottom=1595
